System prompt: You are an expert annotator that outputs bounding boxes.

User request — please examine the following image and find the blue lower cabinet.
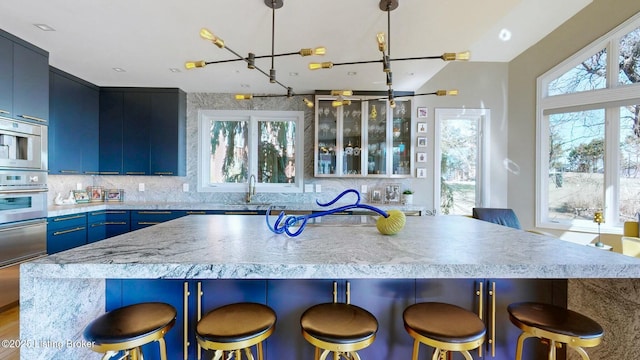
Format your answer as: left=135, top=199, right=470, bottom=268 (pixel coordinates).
left=46, top=213, right=87, bottom=254
left=106, top=279, right=191, bottom=360
left=266, top=279, right=337, bottom=360
left=104, top=279, right=566, bottom=360
left=87, top=210, right=130, bottom=243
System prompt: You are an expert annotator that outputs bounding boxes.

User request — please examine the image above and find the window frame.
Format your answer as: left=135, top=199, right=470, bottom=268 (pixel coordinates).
left=197, top=109, right=305, bottom=193
left=536, top=12, right=640, bottom=232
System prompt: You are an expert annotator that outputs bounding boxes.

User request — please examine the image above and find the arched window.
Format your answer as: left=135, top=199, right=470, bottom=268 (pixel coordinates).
left=537, top=12, right=640, bottom=231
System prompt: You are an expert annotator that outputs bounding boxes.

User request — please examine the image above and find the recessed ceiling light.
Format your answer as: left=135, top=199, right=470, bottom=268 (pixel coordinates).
left=169, top=68, right=181, bottom=73
left=240, top=84, right=250, bottom=88
left=499, top=28, right=512, bottom=42
left=33, top=24, right=55, bottom=31
left=112, top=67, right=126, bottom=72
left=347, top=71, right=357, bottom=76
left=289, top=72, right=299, bottom=76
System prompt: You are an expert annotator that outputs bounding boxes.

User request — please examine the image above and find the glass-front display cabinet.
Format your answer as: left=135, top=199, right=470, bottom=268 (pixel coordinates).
left=315, top=96, right=412, bottom=177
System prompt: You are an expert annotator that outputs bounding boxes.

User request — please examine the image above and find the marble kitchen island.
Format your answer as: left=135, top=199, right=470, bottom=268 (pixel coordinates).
left=20, top=214, right=640, bottom=359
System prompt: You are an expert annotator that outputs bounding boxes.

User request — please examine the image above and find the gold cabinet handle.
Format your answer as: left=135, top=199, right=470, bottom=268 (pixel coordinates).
left=58, top=170, right=80, bottom=174
left=183, top=281, right=190, bottom=360
left=52, top=214, right=85, bottom=222
left=186, top=211, right=206, bottom=215
left=18, top=114, right=47, bottom=123
left=138, top=221, right=161, bottom=225
left=90, top=223, right=105, bottom=228
left=0, top=109, right=10, bottom=115
left=105, top=221, right=127, bottom=225
left=154, top=172, right=174, bottom=175
left=84, top=171, right=100, bottom=175
left=53, top=226, right=86, bottom=236
left=99, top=171, right=120, bottom=175
left=138, top=211, right=173, bottom=215
left=476, top=281, right=484, bottom=357
left=224, top=211, right=259, bottom=215
left=489, top=281, right=496, bottom=357
left=125, top=172, right=146, bottom=175
left=197, top=281, right=203, bottom=360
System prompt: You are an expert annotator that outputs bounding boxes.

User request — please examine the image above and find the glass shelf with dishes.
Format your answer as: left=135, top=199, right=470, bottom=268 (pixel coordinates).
left=314, top=96, right=412, bottom=178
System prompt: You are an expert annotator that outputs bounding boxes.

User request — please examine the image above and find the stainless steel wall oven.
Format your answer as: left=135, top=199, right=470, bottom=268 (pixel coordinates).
left=0, top=170, right=47, bottom=266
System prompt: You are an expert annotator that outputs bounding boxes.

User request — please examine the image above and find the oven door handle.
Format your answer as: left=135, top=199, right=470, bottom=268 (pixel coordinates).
left=0, top=188, right=48, bottom=194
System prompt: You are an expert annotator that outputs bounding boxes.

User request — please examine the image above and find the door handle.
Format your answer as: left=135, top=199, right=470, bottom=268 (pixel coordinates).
left=476, top=281, right=484, bottom=357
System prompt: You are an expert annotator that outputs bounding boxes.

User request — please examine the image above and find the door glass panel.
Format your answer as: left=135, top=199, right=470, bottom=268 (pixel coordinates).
left=392, top=100, right=411, bottom=175
left=258, top=119, right=297, bottom=183
left=547, top=109, right=604, bottom=222
left=342, top=101, right=362, bottom=175
left=0, top=196, right=31, bottom=211
left=317, top=100, right=337, bottom=175
left=440, top=117, right=479, bottom=215
left=208, top=120, right=249, bottom=183
left=367, top=100, right=387, bottom=175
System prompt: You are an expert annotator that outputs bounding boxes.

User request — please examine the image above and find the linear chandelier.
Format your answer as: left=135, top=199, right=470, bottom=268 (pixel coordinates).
left=185, top=0, right=320, bottom=107
left=185, top=0, right=469, bottom=108
left=310, top=0, right=469, bottom=108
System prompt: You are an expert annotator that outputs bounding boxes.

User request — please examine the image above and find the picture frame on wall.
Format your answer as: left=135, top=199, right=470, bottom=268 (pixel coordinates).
left=370, top=189, right=382, bottom=203
left=417, top=107, right=428, bottom=118
left=416, top=152, right=427, bottom=163
left=417, top=137, right=427, bottom=147
left=417, top=122, right=427, bottom=133
left=417, top=168, right=427, bottom=178
left=384, top=183, right=401, bottom=203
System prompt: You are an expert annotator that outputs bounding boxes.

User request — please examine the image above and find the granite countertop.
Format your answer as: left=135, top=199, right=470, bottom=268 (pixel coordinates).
left=24, top=214, right=640, bottom=279
left=47, top=201, right=428, bottom=217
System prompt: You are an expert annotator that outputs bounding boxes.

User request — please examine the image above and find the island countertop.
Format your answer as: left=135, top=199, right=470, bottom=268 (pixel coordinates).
left=23, top=214, right=640, bottom=279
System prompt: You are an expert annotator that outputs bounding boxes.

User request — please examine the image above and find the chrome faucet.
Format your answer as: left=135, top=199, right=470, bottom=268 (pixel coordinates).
left=247, top=174, right=256, bottom=203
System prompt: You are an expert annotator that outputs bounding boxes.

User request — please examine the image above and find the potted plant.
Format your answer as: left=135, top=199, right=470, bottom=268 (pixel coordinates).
left=402, top=189, right=414, bottom=205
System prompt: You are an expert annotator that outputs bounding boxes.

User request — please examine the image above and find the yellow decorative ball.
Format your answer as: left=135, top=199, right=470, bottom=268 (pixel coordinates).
left=376, top=210, right=406, bottom=235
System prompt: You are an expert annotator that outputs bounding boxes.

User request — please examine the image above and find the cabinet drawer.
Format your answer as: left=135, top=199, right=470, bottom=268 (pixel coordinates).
left=47, top=213, right=86, bottom=231
left=47, top=225, right=86, bottom=254
left=87, top=210, right=129, bottom=223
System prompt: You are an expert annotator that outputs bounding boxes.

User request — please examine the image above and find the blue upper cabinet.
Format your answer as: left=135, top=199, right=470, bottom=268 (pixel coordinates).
left=150, top=90, right=186, bottom=176
left=49, top=68, right=99, bottom=175
left=0, top=30, right=49, bottom=125
left=99, top=88, right=186, bottom=176
left=0, top=35, right=13, bottom=118
left=12, top=42, right=49, bottom=125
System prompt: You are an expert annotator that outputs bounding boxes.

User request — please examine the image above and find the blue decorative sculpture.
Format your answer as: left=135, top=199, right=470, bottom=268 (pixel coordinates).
left=266, top=189, right=390, bottom=237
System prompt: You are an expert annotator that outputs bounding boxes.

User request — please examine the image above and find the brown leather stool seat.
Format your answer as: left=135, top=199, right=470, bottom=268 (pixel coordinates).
left=83, top=302, right=177, bottom=360
left=403, top=302, right=486, bottom=360
left=196, top=302, right=276, bottom=360
left=508, top=302, right=604, bottom=360
left=301, top=302, right=378, bottom=360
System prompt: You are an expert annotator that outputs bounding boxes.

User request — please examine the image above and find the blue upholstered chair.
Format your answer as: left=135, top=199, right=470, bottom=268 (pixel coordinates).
left=472, top=208, right=522, bottom=230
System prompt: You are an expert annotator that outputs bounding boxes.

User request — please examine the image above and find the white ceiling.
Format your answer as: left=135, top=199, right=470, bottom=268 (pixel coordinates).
left=0, top=0, right=592, bottom=95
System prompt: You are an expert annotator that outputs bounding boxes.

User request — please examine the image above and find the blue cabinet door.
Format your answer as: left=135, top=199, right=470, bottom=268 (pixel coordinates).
left=107, top=279, right=191, bottom=360
left=123, top=91, right=151, bottom=175
left=99, top=90, right=124, bottom=174
left=266, top=279, right=337, bottom=360
left=130, top=210, right=187, bottom=230
left=49, top=69, right=100, bottom=175
left=0, top=35, right=12, bottom=117
left=149, top=90, right=186, bottom=176
left=12, top=42, right=48, bottom=124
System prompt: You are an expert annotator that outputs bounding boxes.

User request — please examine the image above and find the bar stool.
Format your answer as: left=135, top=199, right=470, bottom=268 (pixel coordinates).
left=83, top=302, right=177, bottom=360
left=196, top=302, right=276, bottom=360
left=508, top=302, right=604, bottom=360
left=300, top=281, right=378, bottom=360
left=403, top=302, right=486, bottom=360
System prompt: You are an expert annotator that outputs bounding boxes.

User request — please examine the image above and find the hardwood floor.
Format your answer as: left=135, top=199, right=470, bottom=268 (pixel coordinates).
left=0, top=305, right=19, bottom=360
